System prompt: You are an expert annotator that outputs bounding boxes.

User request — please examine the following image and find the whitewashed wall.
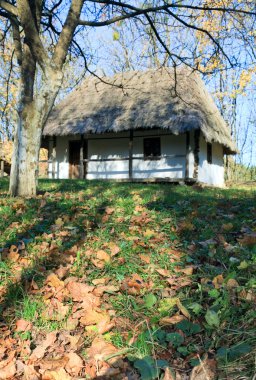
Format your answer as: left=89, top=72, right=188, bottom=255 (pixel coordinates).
left=87, top=132, right=129, bottom=179
left=49, top=132, right=188, bottom=180
left=198, top=136, right=224, bottom=186
left=48, top=131, right=224, bottom=185
left=132, top=131, right=186, bottom=179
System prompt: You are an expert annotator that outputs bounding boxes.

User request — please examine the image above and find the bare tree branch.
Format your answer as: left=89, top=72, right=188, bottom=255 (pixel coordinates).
left=17, top=0, right=49, bottom=71
left=0, top=0, right=18, bottom=17
left=53, top=0, right=84, bottom=69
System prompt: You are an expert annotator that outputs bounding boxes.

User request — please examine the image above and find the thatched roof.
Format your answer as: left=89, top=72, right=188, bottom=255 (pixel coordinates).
left=43, top=67, right=237, bottom=154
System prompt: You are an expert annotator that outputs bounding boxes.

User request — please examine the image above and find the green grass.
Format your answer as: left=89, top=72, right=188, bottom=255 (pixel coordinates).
left=0, top=178, right=255, bottom=379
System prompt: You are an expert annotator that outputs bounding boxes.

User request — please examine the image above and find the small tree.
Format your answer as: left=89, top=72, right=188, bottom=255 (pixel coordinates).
left=0, top=0, right=255, bottom=196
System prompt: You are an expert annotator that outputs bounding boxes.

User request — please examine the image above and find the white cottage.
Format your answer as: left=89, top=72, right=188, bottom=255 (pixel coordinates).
left=42, top=68, right=237, bottom=186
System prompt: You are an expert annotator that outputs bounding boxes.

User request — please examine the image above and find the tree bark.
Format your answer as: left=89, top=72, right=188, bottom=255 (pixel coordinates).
left=9, top=69, right=63, bottom=196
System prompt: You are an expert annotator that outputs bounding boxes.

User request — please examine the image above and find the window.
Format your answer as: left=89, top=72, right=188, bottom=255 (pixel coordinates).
left=207, top=143, right=212, bottom=164
left=144, top=137, right=161, bottom=159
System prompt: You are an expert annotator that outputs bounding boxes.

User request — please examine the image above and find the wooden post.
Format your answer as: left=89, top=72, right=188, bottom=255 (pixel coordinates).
left=84, top=137, right=88, bottom=179
left=185, top=131, right=190, bottom=179
left=129, top=130, right=133, bottom=179
left=0, top=160, right=4, bottom=178
left=52, top=136, right=57, bottom=179
left=79, top=135, right=84, bottom=179
left=193, top=130, right=200, bottom=179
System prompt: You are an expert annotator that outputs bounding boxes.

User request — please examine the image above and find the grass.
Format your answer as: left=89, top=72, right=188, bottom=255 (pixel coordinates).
left=0, top=178, right=255, bottom=379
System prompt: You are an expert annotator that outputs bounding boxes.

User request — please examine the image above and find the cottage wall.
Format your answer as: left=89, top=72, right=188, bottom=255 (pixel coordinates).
left=198, top=136, right=224, bottom=186
left=48, top=131, right=225, bottom=186
left=49, top=132, right=189, bottom=180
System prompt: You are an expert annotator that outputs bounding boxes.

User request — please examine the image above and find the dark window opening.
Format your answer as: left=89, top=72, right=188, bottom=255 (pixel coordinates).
left=207, top=143, right=212, bottom=164
left=144, top=137, right=161, bottom=159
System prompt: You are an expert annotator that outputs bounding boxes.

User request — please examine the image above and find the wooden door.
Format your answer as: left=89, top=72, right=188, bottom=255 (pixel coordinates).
left=69, top=141, right=81, bottom=179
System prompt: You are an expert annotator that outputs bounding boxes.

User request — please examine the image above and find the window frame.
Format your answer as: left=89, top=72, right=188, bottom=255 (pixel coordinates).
left=143, top=137, right=161, bottom=160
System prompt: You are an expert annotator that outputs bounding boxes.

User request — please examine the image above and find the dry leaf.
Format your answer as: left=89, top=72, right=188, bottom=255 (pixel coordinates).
left=238, top=233, right=256, bottom=246
left=44, top=299, right=69, bottom=321
left=91, top=250, right=110, bottom=268
left=46, top=273, right=64, bottom=288
left=226, top=278, right=239, bottom=289
left=8, top=245, right=19, bottom=262
left=108, top=243, right=120, bottom=257
left=156, top=269, right=171, bottom=277
left=15, top=319, right=32, bottom=332
left=92, top=278, right=110, bottom=286
left=80, top=309, right=109, bottom=326
left=42, top=368, right=71, bottom=380
left=65, top=353, right=83, bottom=376
left=177, top=266, right=194, bottom=276
left=0, top=360, right=16, bottom=380
left=159, top=315, right=185, bottom=326
left=163, top=367, right=175, bottom=380
left=55, top=218, right=64, bottom=227
left=30, top=332, right=57, bottom=361
left=121, top=274, right=144, bottom=294
left=212, top=274, right=224, bottom=289
left=190, top=357, right=217, bottom=380
left=0, top=352, right=16, bottom=380
left=93, top=285, right=119, bottom=296
left=67, top=281, right=94, bottom=301
left=222, top=223, right=233, bottom=232
left=87, top=336, right=118, bottom=363
left=176, top=299, right=191, bottom=319
left=143, top=229, right=155, bottom=237
left=139, top=254, right=151, bottom=264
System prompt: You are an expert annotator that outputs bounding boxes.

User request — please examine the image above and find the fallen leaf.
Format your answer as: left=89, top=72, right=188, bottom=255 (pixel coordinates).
left=65, top=353, right=83, bottom=376
left=177, top=266, right=194, bottom=276
left=87, top=336, right=118, bottom=363
left=190, top=357, right=217, bottom=380
left=67, top=281, right=94, bottom=301
left=222, top=223, right=233, bottom=232
left=30, top=332, right=57, bottom=361
left=176, top=299, right=191, bottom=319
left=108, top=243, right=120, bottom=257
left=139, top=254, right=151, bottom=264
left=8, top=245, right=19, bottom=262
left=91, top=250, right=110, bottom=268
left=0, top=361, right=16, bottom=380
left=238, top=233, right=256, bottom=246
left=55, top=217, right=64, bottom=227
left=121, top=274, right=144, bottom=294
left=156, top=269, right=171, bottom=277
left=93, top=285, right=119, bottom=296
left=42, top=368, right=71, bottom=380
left=226, top=278, right=239, bottom=289
left=92, top=278, right=110, bottom=286
left=15, top=319, right=32, bottom=332
left=46, top=273, right=64, bottom=288
left=212, top=274, right=224, bottom=289
left=0, top=352, right=16, bottom=380
left=163, top=367, right=175, bottom=380
left=43, top=299, right=69, bottom=321
left=159, top=315, right=185, bottom=326
left=143, top=229, right=155, bottom=237
left=80, top=309, right=109, bottom=326
left=105, top=207, right=115, bottom=215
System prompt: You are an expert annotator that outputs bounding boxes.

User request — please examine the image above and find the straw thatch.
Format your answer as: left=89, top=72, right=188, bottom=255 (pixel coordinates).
left=43, top=67, right=237, bottom=154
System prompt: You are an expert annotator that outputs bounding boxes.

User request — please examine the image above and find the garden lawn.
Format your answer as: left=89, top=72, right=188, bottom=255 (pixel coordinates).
left=0, top=178, right=255, bottom=380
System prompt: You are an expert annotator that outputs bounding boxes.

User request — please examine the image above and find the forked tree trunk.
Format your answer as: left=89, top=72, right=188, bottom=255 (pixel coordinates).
left=9, top=70, right=63, bottom=197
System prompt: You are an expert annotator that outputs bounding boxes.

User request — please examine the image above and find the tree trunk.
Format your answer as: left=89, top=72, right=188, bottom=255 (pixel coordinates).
left=9, top=70, right=63, bottom=197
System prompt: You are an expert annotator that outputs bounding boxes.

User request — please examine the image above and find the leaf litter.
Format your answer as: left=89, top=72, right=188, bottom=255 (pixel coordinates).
left=0, top=180, right=255, bottom=379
